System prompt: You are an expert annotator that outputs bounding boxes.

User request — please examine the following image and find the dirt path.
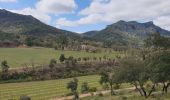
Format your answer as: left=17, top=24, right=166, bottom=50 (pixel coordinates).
left=50, top=87, right=135, bottom=100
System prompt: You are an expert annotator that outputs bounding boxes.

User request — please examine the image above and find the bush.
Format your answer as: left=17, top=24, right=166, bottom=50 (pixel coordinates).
left=102, top=84, right=110, bottom=90
left=81, top=82, right=89, bottom=93
left=114, top=84, right=120, bottom=89
left=20, top=95, right=31, bottom=100
left=65, top=92, right=74, bottom=96
left=89, top=87, right=97, bottom=92
left=121, top=96, right=127, bottom=100
left=98, top=92, right=103, bottom=97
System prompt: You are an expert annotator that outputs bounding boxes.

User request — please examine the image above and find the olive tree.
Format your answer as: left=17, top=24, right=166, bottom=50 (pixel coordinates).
left=147, top=50, right=170, bottom=94
left=99, top=72, right=115, bottom=95
left=1, top=60, right=10, bottom=80
left=67, top=78, right=79, bottom=100
left=114, top=55, right=155, bottom=98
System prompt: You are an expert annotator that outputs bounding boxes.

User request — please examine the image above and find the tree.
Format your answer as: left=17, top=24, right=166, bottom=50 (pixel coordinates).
left=1, top=60, right=10, bottom=80
left=59, top=54, right=65, bottom=63
left=114, top=55, right=155, bottom=98
left=145, top=33, right=170, bottom=94
left=25, top=37, right=34, bottom=46
left=145, top=33, right=170, bottom=49
left=67, top=78, right=79, bottom=100
left=49, top=59, right=57, bottom=69
left=57, top=35, right=68, bottom=50
left=99, top=72, right=115, bottom=95
left=146, top=50, right=170, bottom=94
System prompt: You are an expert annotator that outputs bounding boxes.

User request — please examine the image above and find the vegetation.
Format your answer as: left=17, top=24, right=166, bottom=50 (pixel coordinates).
left=0, top=32, right=169, bottom=100
left=67, top=78, right=79, bottom=99
left=0, top=75, right=101, bottom=100
left=0, top=48, right=120, bottom=68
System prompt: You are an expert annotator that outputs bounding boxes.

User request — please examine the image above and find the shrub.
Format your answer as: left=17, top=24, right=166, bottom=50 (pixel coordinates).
left=89, top=87, right=97, bottom=92
left=121, top=96, right=127, bottom=100
left=114, top=84, right=120, bottom=89
left=98, top=92, right=103, bottom=97
left=81, top=82, right=89, bottom=93
left=102, top=84, right=110, bottom=90
left=20, top=95, right=31, bottom=100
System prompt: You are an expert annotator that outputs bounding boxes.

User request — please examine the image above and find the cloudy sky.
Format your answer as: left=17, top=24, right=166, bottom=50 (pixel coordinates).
left=0, top=0, right=170, bottom=33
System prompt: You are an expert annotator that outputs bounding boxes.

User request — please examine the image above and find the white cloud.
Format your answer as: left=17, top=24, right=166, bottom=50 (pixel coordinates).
left=10, top=0, right=77, bottom=23
left=154, top=15, right=170, bottom=31
left=0, top=0, right=17, bottom=3
left=36, top=0, right=77, bottom=15
left=11, top=8, right=51, bottom=24
left=56, top=0, right=170, bottom=31
left=56, top=14, right=103, bottom=27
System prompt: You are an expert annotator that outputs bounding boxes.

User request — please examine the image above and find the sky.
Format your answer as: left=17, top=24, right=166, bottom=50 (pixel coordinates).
left=0, top=0, right=170, bottom=33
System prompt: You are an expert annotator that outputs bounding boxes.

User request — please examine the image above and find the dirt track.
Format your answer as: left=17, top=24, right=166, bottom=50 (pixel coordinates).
left=50, top=87, right=135, bottom=100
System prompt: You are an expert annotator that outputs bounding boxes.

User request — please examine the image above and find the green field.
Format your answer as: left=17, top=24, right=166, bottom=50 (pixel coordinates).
left=0, top=75, right=101, bottom=100
left=0, top=48, right=120, bottom=68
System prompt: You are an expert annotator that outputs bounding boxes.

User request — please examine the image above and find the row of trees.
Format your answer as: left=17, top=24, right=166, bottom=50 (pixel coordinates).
left=0, top=56, right=116, bottom=82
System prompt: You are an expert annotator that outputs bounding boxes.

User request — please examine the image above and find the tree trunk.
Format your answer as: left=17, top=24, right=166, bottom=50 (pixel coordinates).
left=147, top=84, right=155, bottom=97
left=133, top=82, right=143, bottom=96
left=165, top=82, right=170, bottom=94
left=141, top=87, right=147, bottom=98
left=162, top=83, right=166, bottom=94
left=110, top=83, right=115, bottom=95
left=138, top=82, right=147, bottom=98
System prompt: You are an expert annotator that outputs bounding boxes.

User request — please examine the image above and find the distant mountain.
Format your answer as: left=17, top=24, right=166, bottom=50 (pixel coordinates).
left=83, top=20, right=170, bottom=46
left=0, top=9, right=84, bottom=47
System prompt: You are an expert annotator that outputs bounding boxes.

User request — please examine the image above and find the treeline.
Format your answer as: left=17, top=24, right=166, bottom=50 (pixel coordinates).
left=0, top=55, right=117, bottom=83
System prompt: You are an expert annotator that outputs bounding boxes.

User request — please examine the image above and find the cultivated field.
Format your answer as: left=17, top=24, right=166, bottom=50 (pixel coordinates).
left=0, top=48, right=120, bottom=68
left=0, top=75, right=100, bottom=100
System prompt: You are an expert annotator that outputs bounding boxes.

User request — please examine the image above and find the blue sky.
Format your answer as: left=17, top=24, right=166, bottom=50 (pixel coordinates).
left=0, top=0, right=170, bottom=33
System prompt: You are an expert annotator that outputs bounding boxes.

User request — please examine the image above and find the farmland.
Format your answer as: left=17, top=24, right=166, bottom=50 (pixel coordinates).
left=0, top=75, right=100, bottom=100
left=0, top=48, right=120, bottom=68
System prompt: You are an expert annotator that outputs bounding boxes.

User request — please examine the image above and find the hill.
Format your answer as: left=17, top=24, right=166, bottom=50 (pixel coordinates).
left=83, top=20, right=170, bottom=46
left=0, top=9, right=84, bottom=48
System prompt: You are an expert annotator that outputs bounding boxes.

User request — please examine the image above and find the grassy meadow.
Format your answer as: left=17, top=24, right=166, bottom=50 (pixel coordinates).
left=0, top=47, right=120, bottom=68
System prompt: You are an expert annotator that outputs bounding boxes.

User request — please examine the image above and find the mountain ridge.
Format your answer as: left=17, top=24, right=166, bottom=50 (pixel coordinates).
left=83, top=20, right=170, bottom=46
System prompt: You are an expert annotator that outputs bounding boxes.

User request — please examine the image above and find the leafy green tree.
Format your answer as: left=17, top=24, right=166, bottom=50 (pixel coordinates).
left=114, top=55, right=155, bottom=98
left=103, top=41, right=112, bottom=48
left=25, top=37, right=34, bottom=46
left=99, top=72, right=115, bottom=95
left=67, top=78, right=79, bottom=100
left=49, top=59, right=57, bottom=69
left=57, top=35, right=68, bottom=50
left=145, top=33, right=170, bottom=49
left=1, top=60, right=10, bottom=80
left=59, top=54, right=65, bottom=63
left=146, top=50, right=170, bottom=94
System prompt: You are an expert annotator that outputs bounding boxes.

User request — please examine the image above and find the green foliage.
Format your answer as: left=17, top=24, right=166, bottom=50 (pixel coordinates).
left=145, top=33, right=170, bottom=49
left=99, top=72, right=116, bottom=95
left=19, top=95, right=31, bottom=100
left=67, top=78, right=79, bottom=93
left=1, top=60, right=9, bottom=72
left=89, top=87, right=97, bottom=92
left=59, top=54, right=65, bottom=63
left=49, top=59, right=57, bottom=69
left=67, top=78, right=79, bottom=99
left=81, top=82, right=90, bottom=93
